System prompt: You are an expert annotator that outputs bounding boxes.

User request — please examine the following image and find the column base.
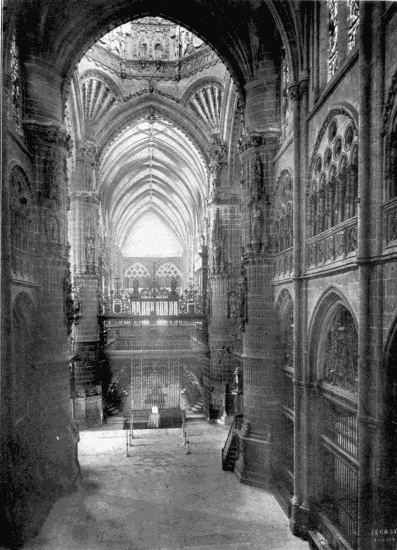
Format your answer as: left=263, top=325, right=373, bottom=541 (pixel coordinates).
left=234, top=423, right=274, bottom=490
left=73, top=395, right=103, bottom=429
left=217, top=413, right=234, bottom=426
left=290, top=502, right=311, bottom=540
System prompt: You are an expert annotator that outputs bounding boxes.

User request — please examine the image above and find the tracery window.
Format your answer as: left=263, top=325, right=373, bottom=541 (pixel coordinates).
left=10, top=32, right=22, bottom=131
left=328, top=0, right=339, bottom=80
left=124, top=262, right=150, bottom=289
left=156, top=262, right=181, bottom=288
left=274, top=172, right=293, bottom=253
left=348, top=0, right=360, bottom=52
left=10, top=167, right=33, bottom=280
left=307, top=113, right=358, bottom=238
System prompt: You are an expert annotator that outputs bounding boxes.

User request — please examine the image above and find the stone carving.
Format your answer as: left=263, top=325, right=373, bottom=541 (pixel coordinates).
left=212, top=208, right=226, bottom=275
left=208, top=135, right=227, bottom=200
left=322, top=306, right=358, bottom=394
left=63, top=261, right=74, bottom=336
left=251, top=202, right=264, bottom=248
left=227, top=291, right=238, bottom=320
left=85, top=237, right=96, bottom=274
left=238, top=273, right=248, bottom=333
left=45, top=215, right=59, bottom=242
left=238, top=133, right=279, bottom=153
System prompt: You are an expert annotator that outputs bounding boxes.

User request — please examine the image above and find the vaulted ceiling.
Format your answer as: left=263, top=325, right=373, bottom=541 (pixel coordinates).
left=98, top=116, right=207, bottom=251
left=67, top=17, right=229, bottom=256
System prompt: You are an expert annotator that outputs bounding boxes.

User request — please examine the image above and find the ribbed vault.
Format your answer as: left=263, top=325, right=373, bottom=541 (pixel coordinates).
left=98, top=115, right=207, bottom=252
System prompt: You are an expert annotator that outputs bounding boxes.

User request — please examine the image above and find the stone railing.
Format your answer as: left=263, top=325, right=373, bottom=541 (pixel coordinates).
left=306, top=217, right=357, bottom=270
left=383, top=198, right=397, bottom=246
left=274, top=248, right=293, bottom=279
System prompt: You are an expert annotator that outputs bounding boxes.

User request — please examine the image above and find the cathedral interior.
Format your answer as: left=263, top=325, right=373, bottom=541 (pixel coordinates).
left=2, top=1, right=397, bottom=549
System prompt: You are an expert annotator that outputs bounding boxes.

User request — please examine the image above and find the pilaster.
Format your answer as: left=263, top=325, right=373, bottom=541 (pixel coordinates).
left=68, top=139, right=102, bottom=428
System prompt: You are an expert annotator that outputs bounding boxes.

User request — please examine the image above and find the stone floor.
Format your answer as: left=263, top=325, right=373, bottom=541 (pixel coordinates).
left=23, top=420, right=309, bottom=550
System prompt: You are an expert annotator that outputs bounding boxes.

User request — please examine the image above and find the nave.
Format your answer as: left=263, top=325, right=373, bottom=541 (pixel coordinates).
left=21, top=420, right=309, bottom=550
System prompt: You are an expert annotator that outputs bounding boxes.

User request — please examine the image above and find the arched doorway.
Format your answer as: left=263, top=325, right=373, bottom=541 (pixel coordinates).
left=309, top=295, right=358, bottom=549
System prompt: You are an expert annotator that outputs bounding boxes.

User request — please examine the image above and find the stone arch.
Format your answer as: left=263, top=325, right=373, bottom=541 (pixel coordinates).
left=308, top=286, right=358, bottom=385
left=180, top=76, right=224, bottom=106
left=11, top=0, right=304, bottom=105
left=307, top=287, right=359, bottom=548
left=79, top=69, right=123, bottom=100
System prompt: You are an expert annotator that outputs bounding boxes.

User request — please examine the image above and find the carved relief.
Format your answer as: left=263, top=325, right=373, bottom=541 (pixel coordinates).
left=212, top=208, right=226, bottom=275
left=322, top=306, right=358, bottom=394
left=227, top=291, right=238, bottom=320
left=208, top=135, right=227, bottom=200
left=238, top=271, right=248, bottom=333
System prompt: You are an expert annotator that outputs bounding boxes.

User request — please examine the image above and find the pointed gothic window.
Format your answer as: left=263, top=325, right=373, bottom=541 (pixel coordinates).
left=328, top=0, right=339, bottom=80
left=348, top=0, right=359, bottom=52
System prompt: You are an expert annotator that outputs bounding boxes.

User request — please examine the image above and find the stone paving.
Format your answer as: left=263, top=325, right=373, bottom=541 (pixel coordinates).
left=23, top=421, right=309, bottom=550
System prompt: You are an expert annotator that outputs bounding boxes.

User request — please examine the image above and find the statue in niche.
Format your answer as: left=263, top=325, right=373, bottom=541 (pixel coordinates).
left=85, top=237, right=95, bottom=273
left=132, top=278, right=140, bottom=295
left=46, top=216, right=58, bottom=242
left=251, top=202, right=264, bottom=247
left=214, top=240, right=222, bottom=274
left=238, top=276, right=248, bottom=332
left=252, top=154, right=264, bottom=203
left=228, top=291, right=238, bottom=320
left=139, top=41, right=148, bottom=59
left=169, top=276, right=178, bottom=298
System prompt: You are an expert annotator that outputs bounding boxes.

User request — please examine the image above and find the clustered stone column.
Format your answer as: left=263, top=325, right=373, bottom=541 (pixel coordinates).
left=69, top=139, right=102, bottom=428
left=22, top=57, right=79, bottom=493
left=234, top=76, right=281, bottom=488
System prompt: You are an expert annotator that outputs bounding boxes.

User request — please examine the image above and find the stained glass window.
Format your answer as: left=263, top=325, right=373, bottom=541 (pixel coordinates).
left=348, top=0, right=359, bottom=52
left=328, top=0, right=338, bottom=80
left=10, top=32, right=21, bottom=129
